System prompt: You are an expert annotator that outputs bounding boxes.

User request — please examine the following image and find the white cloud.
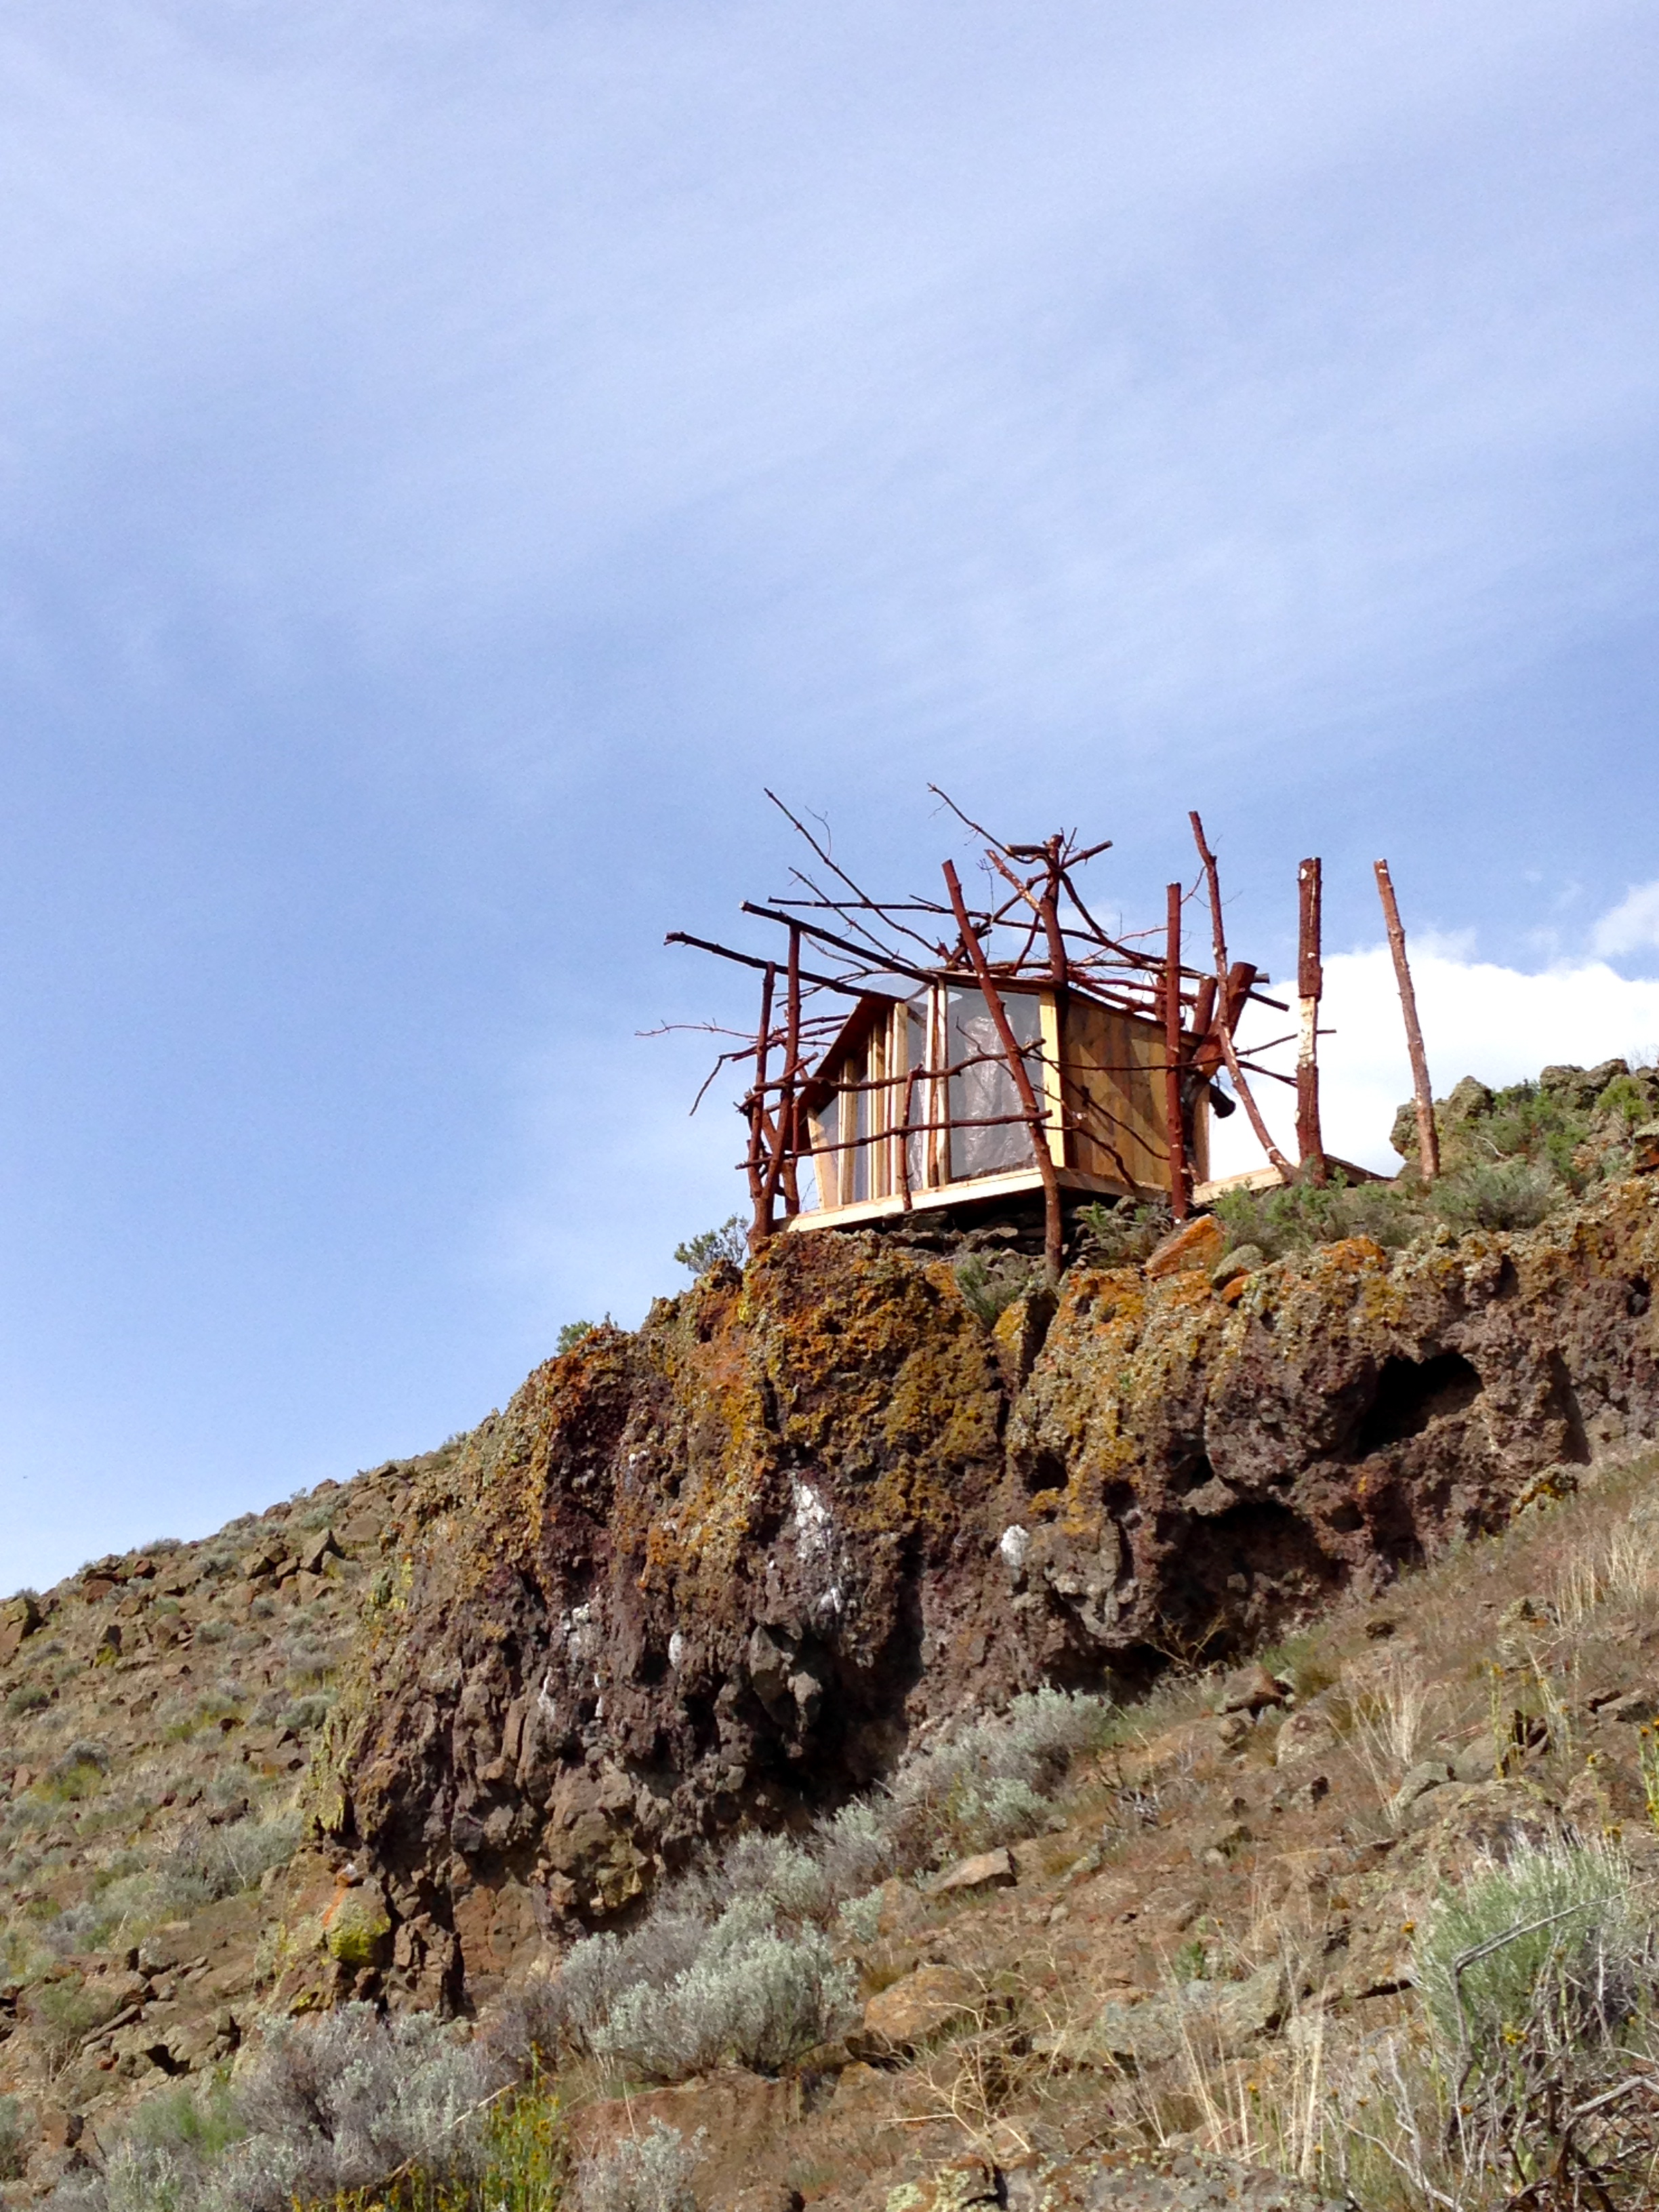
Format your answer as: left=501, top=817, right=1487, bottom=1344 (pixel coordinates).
left=1591, top=881, right=1659, bottom=957
left=1209, top=945, right=1659, bottom=1179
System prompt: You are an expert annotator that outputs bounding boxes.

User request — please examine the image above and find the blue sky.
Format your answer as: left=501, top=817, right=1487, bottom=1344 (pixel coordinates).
left=5, top=0, right=1659, bottom=1592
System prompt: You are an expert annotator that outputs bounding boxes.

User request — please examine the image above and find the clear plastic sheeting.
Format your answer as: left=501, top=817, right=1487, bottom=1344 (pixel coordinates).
left=946, top=986, right=1041, bottom=1181
left=905, top=998, right=930, bottom=1190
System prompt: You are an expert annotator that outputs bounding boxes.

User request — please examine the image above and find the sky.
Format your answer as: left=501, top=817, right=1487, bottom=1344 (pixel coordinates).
left=5, top=0, right=1659, bottom=1593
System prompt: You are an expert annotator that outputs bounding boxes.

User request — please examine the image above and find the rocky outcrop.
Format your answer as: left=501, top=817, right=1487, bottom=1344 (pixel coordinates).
left=322, top=1183, right=1659, bottom=2007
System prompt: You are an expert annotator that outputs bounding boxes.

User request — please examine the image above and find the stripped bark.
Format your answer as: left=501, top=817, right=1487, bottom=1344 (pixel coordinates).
left=1164, top=883, right=1189, bottom=1221
left=1187, top=813, right=1293, bottom=1181
left=1374, top=858, right=1440, bottom=1181
left=1296, top=857, right=1326, bottom=1185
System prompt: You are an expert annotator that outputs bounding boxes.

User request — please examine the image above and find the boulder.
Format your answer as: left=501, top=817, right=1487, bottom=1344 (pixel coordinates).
left=321, top=1878, right=392, bottom=1970
left=861, top=1963, right=981, bottom=2052
left=1144, top=1216, right=1226, bottom=1279
left=924, top=1847, right=1017, bottom=1899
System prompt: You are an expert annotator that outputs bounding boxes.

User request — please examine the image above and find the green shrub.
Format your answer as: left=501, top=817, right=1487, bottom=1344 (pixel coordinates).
left=556, top=1319, right=598, bottom=1354
left=0, top=2095, right=26, bottom=2182
left=5, top=1685, right=48, bottom=1719
left=954, top=1252, right=1039, bottom=1326
left=55, top=2004, right=510, bottom=2211
left=1213, top=1173, right=1420, bottom=1261
left=575, top=2118, right=700, bottom=2212
left=591, top=1900, right=856, bottom=2079
left=1429, top=1158, right=1563, bottom=1232
left=33, top=1975, right=109, bottom=2072
left=1414, top=1836, right=1647, bottom=2058
left=672, top=1217, right=748, bottom=1275
left=1406, top=1837, right=1659, bottom=2202
left=1075, top=1196, right=1173, bottom=1265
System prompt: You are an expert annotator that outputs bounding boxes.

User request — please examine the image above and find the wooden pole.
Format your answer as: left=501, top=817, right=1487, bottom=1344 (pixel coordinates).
left=943, top=860, right=1064, bottom=1285
left=1164, top=883, right=1189, bottom=1221
left=746, top=963, right=777, bottom=1248
left=1296, top=857, right=1326, bottom=1185
left=1374, top=859, right=1439, bottom=1181
left=1039, top=836, right=1069, bottom=989
left=758, top=926, right=802, bottom=1235
left=1188, top=813, right=1294, bottom=1181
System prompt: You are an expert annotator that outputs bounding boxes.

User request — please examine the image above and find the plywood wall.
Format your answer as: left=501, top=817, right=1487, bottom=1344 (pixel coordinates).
left=1061, top=998, right=1208, bottom=1195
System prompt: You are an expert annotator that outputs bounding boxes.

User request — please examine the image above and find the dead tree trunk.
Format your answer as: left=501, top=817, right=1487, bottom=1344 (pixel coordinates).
left=1188, top=813, right=1293, bottom=1182
left=747, top=962, right=778, bottom=1249
left=1296, top=857, right=1326, bottom=1185
left=1374, top=859, right=1439, bottom=1181
left=1163, top=882, right=1189, bottom=1221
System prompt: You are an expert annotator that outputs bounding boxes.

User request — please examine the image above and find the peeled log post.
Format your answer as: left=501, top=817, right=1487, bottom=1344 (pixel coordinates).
left=1374, top=859, right=1440, bottom=1182
left=943, top=859, right=1064, bottom=1286
left=1040, top=835, right=1069, bottom=989
left=1163, top=883, right=1189, bottom=1221
left=758, top=926, right=802, bottom=1234
left=1188, top=813, right=1293, bottom=1181
left=1296, top=857, right=1326, bottom=1185
left=747, top=962, right=778, bottom=1248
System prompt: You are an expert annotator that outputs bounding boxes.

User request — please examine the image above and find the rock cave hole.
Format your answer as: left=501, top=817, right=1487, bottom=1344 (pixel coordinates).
left=1022, top=1450, right=1069, bottom=1496
left=1354, top=1351, right=1482, bottom=1455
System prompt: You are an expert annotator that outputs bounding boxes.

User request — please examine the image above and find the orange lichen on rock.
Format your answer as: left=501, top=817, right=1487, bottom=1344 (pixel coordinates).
left=320, top=1183, right=1659, bottom=2011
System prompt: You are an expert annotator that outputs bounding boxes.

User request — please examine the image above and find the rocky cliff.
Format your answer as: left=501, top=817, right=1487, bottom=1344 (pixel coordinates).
left=320, top=1179, right=1659, bottom=2013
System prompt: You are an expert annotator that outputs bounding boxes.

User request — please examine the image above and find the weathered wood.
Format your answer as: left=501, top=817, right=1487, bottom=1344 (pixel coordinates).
left=1164, top=884, right=1189, bottom=1221
left=1296, top=857, right=1326, bottom=1185
left=747, top=962, right=778, bottom=1246
left=943, top=860, right=1064, bottom=1284
left=1374, top=858, right=1439, bottom=1181
left=1188, top=813, right=1293, bottom=1181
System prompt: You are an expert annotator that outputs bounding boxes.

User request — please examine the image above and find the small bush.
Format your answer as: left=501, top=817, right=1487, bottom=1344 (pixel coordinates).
left=556, top=1319, right=599, bottom=1354
left=0, top=2093, right=26, bottom=2181
left=277, top=1692, right=333, bottom=1734
left=876, top=1687, right=1118, bottom=1866
left=673, top=1216, right=748, bottom=1275
left=1213, top=1174, right=1420, bottom=1261
left=1414, top=1836, right=1647, bottom=2059
left=5, top=1685, right=48, bottom=1719
left=813, top=1799, right=896, bottom=1900
left=593, top=1901, right=856, bottom=2079
left=60, top=2003, right=512, bottom=2212
left=1429, top=1158, right=1562, bottom=1232
left=33, top=1976, right=109, bottom=2072
left=834, top=1885, right=886, bottom=1946
left=575, top=2119, right=701, bottom=2212
left=167, top=1807, right=305, bottom=1902
left=954, top=1252, right=1040, bottom=1326
left=1075, top=1197, right=1172, bottom=1265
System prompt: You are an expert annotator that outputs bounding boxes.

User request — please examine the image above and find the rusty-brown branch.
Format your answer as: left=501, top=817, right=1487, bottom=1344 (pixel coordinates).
left=1296, top=857, right=1326, bottom=1185
left=1188, top=813, right=1293, bottom=1181
left=1374, top=858, right=1439, bottom=1181
left=1163, top=882, right=1189, bottom=1221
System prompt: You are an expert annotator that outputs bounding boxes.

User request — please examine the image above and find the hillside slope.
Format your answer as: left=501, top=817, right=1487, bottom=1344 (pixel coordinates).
left=4, top=1090, right=1659, bottom=2203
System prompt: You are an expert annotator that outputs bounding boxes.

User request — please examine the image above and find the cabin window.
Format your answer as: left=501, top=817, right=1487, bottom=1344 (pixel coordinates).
left=946, top=987, right=1041, bottom=1181
left=905, top=998, right=930, bottom=1189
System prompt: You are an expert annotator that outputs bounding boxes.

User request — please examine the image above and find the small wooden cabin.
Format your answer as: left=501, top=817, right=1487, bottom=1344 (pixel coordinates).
left=787, top=977, right=1207, bottom=1230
